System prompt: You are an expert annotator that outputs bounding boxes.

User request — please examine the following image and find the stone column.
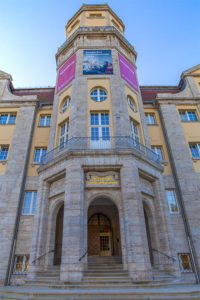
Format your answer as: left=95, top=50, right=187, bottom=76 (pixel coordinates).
left=120, top=158, right=152, bottom=281
left=160, top=103, right=200, bottom=274
left=60, top=159, right=84, bottom=282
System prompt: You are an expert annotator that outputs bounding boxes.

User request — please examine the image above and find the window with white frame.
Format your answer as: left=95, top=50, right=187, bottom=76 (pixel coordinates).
left=22, top=191, right=37, bottom=215
left=0, top=113, right=16, bottom=125
left=33, top=148, right=47, bottom=163
left=13, top=255, right=29, bottom=274
left=179, top=110, right=198, bottom=122
left=59, top=120, right=69, bottom=148
left=90, top=88, right=107, bottom=102
left=189, top=143, right=200, bottom=158
left=39, top=115, right=51, bottom=127
left=151, top=146, right=164, bottom=161
left=0, top=145, right=9, bottom=160
left=145, top=113, right=156, bottom=125
left=61, top=97, right=71, bottom=113
left=166, top=190, right=179, bottom=213
left=178, top=253, right=193, bottom=272
left=130, top=119, right=140, bottom=144
left=90, top=112, right=110, bottom=141
left=127, top=96, right=137, bottom=112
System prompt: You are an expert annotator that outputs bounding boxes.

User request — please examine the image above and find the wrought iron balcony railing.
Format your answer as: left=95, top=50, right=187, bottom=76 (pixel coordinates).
left=40, top=136, right=160, bottom=166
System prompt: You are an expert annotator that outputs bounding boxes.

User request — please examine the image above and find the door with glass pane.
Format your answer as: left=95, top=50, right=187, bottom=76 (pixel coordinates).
left=100, top=232, right=112, bottom=256
left=90, top=112, right=111, bottom=149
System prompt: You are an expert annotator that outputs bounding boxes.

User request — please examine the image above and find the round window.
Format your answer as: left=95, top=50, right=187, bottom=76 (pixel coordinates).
left=90, top=88, right=107, bottom=102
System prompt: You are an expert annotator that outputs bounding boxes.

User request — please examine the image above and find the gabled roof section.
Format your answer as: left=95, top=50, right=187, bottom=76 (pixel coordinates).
left=181, top=64, right=200, bottom=78
left=0, top=70, right=12, bottom=81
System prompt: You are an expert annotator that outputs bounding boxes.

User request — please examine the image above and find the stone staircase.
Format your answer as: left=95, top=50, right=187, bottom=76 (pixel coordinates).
left=1, top=256, right=199, bottom=299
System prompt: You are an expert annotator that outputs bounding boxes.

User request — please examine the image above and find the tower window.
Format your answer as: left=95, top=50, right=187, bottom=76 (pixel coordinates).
left=61, top=97, right=71, bottom=113
left=59, top=120, right=69, bottom=148
left=90, top=88, right=107, bottom=102
left=127, top=96, right=137, bottom=112
left=130, top=119, right=140, bottom=145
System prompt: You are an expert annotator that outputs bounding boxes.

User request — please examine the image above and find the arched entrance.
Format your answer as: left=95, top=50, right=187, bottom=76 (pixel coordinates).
left=54, top=204, right=64, bottom=265
left=88, top=198, right=121, bottom=257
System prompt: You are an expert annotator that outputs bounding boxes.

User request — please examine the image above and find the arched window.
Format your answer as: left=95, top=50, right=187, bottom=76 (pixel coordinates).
left=90, top=88, right=107, bottom=102
left=127, top=95, right=137, bottom=112
left=61, top=96, right=71, bottom=113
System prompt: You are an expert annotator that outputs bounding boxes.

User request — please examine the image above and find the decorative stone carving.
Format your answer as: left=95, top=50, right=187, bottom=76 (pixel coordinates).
left=85, top=171, right=120, bottom=188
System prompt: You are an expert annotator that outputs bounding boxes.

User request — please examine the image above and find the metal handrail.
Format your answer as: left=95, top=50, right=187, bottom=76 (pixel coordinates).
left=40, top=136, right=160, bottom=166
left=79, top=249, right=88, bottom=262
left=152, top=248, right=176, bottom=262
left=32, top=249, right=55, bottom=265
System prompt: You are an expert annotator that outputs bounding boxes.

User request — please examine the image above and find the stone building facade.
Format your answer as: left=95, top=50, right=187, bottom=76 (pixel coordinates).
left=0, top=4, right=200, bottom=287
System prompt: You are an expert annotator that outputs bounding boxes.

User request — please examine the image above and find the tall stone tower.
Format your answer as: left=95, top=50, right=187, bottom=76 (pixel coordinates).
left=27, top=4, right=180, bottom=283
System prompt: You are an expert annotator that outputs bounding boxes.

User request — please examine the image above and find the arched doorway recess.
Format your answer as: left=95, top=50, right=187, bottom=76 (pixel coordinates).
left=88, top=198, right=121, bottom=257
left=54, top=204, right=64, bottom=265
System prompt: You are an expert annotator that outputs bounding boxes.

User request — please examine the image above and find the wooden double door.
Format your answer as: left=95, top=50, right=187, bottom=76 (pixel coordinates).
left=88, top=214, right=112, bottom=256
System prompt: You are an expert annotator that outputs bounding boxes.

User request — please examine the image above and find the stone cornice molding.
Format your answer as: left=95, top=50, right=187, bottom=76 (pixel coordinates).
left=56, top=26, right=137, bottom=67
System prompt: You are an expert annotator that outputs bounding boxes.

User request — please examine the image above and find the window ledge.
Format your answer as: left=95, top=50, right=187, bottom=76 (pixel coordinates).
left=31, top=162, right=40, bottom=166
left=192, top=158, right=200, bottom=162
left=37, top=126, right=50, bottom=128
left=0, top=124, right=15, bottom=126
left=161, top=160, right=168, bottom=166
left=0, top=160, right=7, bottom=164
left=181, top=121, right=199, bottom=123
left=147, top=124, right=159, bottom=126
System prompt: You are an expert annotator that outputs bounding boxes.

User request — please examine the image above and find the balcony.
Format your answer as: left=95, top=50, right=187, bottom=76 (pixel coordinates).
left=40, top=136, right=160, bottom=166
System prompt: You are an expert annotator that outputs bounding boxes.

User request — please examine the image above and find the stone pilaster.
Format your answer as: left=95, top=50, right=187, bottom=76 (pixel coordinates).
left=160, top=103, right=200, bottom=273
left=60, top=160, right=84, bottom=282
left=120, top=159, right=152, bottom=282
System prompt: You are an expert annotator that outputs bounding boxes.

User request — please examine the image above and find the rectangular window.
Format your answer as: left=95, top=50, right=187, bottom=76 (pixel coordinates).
left=0, top=113, right=16, bottom=125
left=90, top=112, right=110, bottom=148
left=39, top=115, right=51, bottom=127
left=145, top=113, right=156, bottom=125
left=59, top=120, right=69, bottom=148
left=13, top=255, right=29, bottom=274
left=151, top=146, right=164, bottom=161
left=179, top=110, right=198, bottom=122
left=33, top=148, right=47, bottom=163
left=166, top=190, right=179, bottom=213
left=0, top=145, right=9, bottom=160
left=130, top=119, right=140, bottom=145
left=189, top=143, right=200, bottom=158
left=22, top=191, right=37, bottom=215
left=178, top=253, right=193, bottom=272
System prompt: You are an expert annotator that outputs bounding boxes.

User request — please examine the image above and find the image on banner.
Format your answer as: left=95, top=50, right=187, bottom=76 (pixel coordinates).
left=83, top=50, right=113, bottom=75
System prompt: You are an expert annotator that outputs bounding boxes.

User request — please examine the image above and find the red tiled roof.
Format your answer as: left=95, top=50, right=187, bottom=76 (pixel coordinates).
left=140, top=86, right=180, bottom=102
left=13, top=88, right=55, bottom=105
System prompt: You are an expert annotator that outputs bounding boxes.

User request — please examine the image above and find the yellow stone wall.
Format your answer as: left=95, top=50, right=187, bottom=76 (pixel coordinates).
left=27, top=107, right=52, bottom=176
left=0, top=107, right=19, bottom=174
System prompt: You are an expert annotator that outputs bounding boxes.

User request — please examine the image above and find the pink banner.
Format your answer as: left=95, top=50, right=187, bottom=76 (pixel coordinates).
left=56, top=54, right=76, bottom=93
left=118, top=53, right=139, bottom=92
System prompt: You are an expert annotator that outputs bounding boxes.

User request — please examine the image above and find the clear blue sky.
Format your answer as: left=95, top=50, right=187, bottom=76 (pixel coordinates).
left=0, top=0, right=199, bottom=88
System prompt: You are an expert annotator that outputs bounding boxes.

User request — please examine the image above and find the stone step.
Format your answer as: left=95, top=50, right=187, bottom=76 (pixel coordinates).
left=1, top=285, right=200, bottom=300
